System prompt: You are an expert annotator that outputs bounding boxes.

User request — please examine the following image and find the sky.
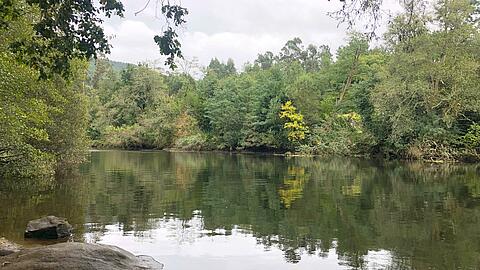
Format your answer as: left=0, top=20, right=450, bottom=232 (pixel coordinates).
left=102, top=0, right=402, bottom=69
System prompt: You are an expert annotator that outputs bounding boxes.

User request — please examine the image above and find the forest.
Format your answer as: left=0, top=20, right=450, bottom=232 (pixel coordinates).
left=1, top=0, right=480, bottom=177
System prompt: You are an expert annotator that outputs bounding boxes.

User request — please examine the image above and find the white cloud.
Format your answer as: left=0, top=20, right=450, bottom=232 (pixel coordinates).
left=179, top=31, right=348, bottom=70
left=103, top=20, right=159, bottom=64
left=180, top=32, right=282, bottom=67
left=101, top=0, right=403, bottom=69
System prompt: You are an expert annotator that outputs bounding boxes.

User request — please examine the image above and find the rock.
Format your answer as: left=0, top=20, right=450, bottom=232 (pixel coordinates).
left=24, top=216, right=72, bottom=239
left=0, top=242, right=163, bottom=270
left=0, top=238, right=22, bottom=256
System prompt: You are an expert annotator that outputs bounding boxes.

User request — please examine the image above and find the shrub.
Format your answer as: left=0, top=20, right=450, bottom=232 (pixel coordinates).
left=308, top=112, right=376, bottom=156
left=99, top=125, right=143, bottom=149
left=463, top=124, right=480, bottom=150
left=174, top=133, right=211, bottom=151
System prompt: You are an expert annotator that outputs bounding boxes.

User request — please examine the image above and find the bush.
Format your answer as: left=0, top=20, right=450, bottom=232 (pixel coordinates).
left=98, top=125, right=143, bottom=149
left=308, top=112, right=376, bottom=156
left=0, top=53, right=54, bottom=176
left=406, top=139, right=458, bottom=162
left=463, top=124, right=480, bottom=150
left=174, top=133, right=212, bottom=151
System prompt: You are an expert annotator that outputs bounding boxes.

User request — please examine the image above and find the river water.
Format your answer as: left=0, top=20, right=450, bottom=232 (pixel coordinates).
left=1, top=150, right=480, bottom=269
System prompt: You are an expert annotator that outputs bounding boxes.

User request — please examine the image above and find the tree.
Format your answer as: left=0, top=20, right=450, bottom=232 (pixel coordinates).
left=0, top=0, right=188, bottom=77
left=0, top=53, right=91, bottom=176
left=329, top=0, right=424, bottom=38
left=42, top=60, right=90, bottom=168
left=106, top=65, right=166, bottom=127
left=288, top=73, right=324, bottom=126
left=334, top=34, right=369, bottom=104
left=255, top=51, right=275, bottom=70
left=206, top=58, right=237, bottom=78
left=0, top=52, right=53, bottom=176
left=84, top=0, right=479, bottom=161
left=205, top=76, right=248, bottom=149
left=279, top=101, right=309, bottom=143
left=372, top=0, right=480, bottom=160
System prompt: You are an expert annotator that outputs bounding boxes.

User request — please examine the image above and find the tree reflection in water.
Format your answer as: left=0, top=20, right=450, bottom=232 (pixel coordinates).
left=1, top=150, right=480, bottom=269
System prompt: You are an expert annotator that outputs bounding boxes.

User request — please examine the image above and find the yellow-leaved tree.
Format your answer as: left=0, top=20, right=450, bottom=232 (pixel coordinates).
left=279, top=101, right=309, bottom=142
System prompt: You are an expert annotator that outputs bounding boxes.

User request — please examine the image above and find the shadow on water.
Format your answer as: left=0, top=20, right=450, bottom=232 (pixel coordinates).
left=1, top=150, right=480, bottom=269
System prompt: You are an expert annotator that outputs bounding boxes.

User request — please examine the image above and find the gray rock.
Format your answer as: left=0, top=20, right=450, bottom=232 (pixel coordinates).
left=24, top=216, right=72, bottom=239
left=0, top=238, right=22, bottom=256
left=0, top=242, right=163, bottom=269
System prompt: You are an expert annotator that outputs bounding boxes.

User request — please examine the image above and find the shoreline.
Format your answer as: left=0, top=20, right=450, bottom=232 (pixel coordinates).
left=87, top=147, right=477, bottom=164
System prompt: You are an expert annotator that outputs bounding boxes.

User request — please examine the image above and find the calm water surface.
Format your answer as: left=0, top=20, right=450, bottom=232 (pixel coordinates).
left=1, top=150, right=480, bottom=269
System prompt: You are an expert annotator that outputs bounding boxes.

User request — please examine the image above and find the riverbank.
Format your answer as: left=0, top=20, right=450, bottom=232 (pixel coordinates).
left=89, top=147, right=479, bottom=164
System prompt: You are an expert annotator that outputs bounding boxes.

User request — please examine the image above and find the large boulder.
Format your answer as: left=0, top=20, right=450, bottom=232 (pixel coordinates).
left=24, top=216, right=72, bottom=239
left=0, top=238, right=22, bottom=256
left=0, top=242, right=163, bottom=269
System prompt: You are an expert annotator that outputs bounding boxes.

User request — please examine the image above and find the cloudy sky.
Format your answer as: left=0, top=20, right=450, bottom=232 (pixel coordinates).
left=102, top=0, right=401, bottom=69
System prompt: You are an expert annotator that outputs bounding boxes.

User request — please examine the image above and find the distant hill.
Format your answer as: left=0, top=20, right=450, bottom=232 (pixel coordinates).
left=88, top=59, right=133, bottom=76
left=109, top=60, right=130, bottom=72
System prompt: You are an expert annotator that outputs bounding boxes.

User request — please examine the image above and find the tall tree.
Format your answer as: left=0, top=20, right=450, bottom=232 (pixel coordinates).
left=0, top=0, right=188, bottom=77
left=372, top=0, right=480, bottom=159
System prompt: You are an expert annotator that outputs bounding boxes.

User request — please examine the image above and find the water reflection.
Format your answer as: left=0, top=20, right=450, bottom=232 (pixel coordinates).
left=1, top=150, right=480, bottom=269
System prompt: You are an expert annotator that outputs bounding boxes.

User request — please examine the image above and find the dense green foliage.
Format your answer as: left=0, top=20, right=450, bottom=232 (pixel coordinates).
left=87, top=0, right=480, bottom=162
left=0, top=0, right=187, bottom=177
left=0, top=54, right=89, bottom=176
left=0, top=0, right=188, bottom=76
left=1, top=0, right=479, bottom=178
left=0, top=0, right=89, bottom=176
